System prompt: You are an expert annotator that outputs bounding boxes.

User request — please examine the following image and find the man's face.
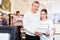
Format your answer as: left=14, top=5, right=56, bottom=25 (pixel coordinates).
left=32, top=3, right=40, bottom=13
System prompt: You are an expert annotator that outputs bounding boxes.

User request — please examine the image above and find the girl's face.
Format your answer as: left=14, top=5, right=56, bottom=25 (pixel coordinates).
left=40, top=11, right=47, bottom=20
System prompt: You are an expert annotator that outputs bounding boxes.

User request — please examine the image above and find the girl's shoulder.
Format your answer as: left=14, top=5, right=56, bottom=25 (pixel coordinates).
left=40, top=19, right=53, bottom=25
left=47, top=19, right=53, bottom=25
left=47, top=19, right=53, bottom=23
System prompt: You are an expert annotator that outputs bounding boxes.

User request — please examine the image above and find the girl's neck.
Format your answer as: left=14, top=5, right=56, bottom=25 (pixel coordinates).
left=41, top=18, right=47, bottom=21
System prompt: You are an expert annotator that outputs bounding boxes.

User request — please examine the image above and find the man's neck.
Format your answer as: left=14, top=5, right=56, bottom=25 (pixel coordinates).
left=42, top=18, right=47, bottom=21
left=31, top=10, right=36, bottom=14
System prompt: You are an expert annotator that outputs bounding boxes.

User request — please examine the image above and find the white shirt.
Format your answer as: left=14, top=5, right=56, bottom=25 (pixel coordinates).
left=23, top=11, right=40, bottom=36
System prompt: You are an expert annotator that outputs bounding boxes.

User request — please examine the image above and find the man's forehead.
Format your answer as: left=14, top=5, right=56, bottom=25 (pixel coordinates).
left=32, top=3, right=40, bottom=6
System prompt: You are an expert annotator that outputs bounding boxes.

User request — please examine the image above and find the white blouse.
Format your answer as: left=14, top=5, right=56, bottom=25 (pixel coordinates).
left=37, top=19, right=54, bottom=40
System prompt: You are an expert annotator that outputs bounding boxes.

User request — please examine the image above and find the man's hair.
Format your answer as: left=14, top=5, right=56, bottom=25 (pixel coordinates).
left=32, top=1, right=40, bottom=5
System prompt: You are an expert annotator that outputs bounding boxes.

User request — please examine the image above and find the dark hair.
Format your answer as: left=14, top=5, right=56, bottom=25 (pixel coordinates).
left=40, top=9, right=47, bottom=20
left=16, top=11, right=20, bottom=13
left=32, top=1, right=40, bottom=5
left=16, top=11, right=20, bottom=15
left=41, top=9, right=47, bottom=14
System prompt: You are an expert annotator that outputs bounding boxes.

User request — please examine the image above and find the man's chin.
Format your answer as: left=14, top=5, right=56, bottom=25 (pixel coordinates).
left=34, top=11, right=37, bottom=13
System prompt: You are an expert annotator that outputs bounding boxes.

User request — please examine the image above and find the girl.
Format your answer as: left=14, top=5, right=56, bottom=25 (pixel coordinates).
left=38, top=9, right=56, bottom=40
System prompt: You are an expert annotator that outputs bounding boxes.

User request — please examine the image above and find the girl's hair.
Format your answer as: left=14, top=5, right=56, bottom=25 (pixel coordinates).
left=40, top=9, right=47, bottom=20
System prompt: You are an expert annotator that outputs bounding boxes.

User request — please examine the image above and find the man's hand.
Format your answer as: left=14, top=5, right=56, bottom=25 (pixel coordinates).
left=45, top=31, right=50, bottom=36
left=35, top=31, right=42, bottom=36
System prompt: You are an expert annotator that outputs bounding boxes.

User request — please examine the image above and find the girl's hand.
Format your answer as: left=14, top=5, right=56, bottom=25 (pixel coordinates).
left=52, top=27, right=56, bottom=35
left=35, top=31, right=42, bottom=36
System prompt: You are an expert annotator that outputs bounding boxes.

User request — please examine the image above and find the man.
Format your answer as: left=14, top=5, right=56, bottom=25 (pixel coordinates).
left=23, top=1, right=41, bottom=40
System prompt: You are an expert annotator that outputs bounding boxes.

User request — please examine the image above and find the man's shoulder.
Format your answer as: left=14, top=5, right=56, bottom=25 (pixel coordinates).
left=23, top=12, right=31, bottom=18
left=25, top=11, right=31, bottom=14
left=24, top=11, right=31, bottom=16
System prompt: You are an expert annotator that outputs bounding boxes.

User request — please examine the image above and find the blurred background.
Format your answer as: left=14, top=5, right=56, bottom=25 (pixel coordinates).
left=0, top=0, right=60, bottom=40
